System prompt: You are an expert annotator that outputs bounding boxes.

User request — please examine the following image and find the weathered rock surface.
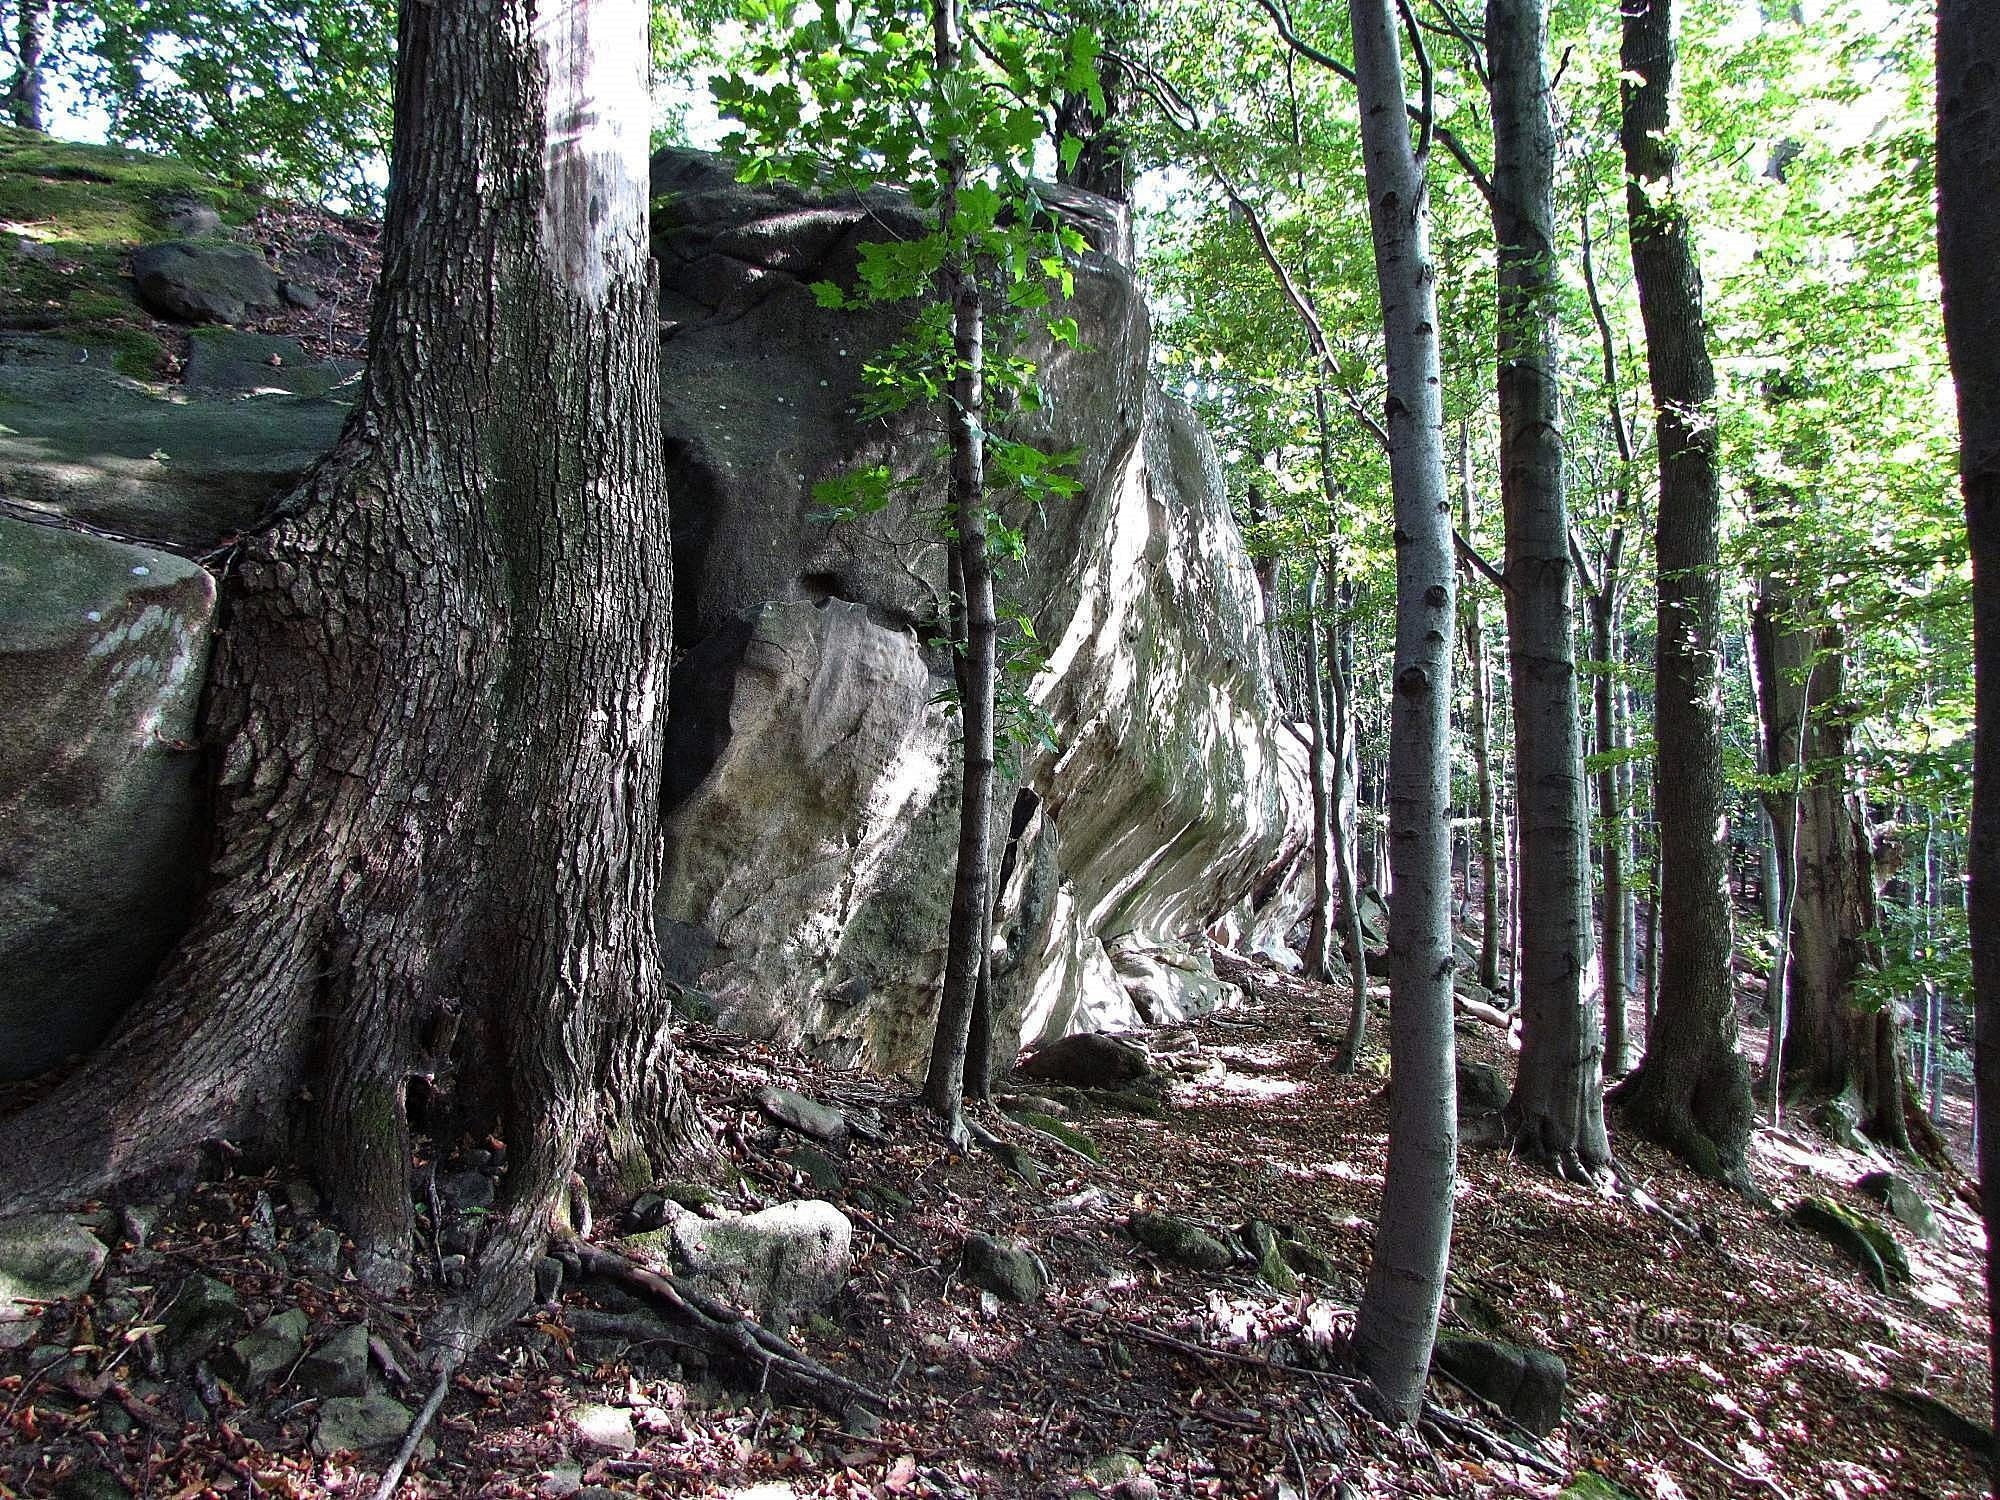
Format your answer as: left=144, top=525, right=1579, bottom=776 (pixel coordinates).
left=0, top=148, right=1307, bottom=1083
left=1855, top=1170, right=1941, bottom=1243
left=314, top=1392, right=414, bottom=1455
left=626, top=1199, right=851, bottom=1324
left=1128, top=1212, right=1233, bottom=1271
left=295, top=1322, right=371, bottom=1398
left=160, top=1273, right=243, bottom=1371
left=1430, top=1333, right=1567, bottom=1437
left=1017, top=1031, right=1155, bottom=1089
left=755, top=1085, right=849, bottom=1144
left=0, top=517, right=216, bottom=1078
left=962, top=1234, right=1046, bottom=1303
left=0, top=1215, right=108, bottom=1319
left=649, top=148, right=1309, bottom=1073
left=130, top=239, right=280, bottom=324
left=182, top=328, right=362, bottom=399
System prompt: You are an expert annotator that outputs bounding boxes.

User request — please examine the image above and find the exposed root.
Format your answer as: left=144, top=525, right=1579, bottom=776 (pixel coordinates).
left=572, top=1241, right=887, bottom=1414
left=370, top=1364, right=454, bottom=1500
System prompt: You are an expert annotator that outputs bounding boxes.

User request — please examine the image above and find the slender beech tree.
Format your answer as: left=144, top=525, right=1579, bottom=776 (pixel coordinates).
left=1937, top=0, right=2000, bottom=1461
left=1344, top=0, right=1457, bottom=1425
left=7, top=0, right=49, bottom=129
left=1459, top=435, right=1503, bottom=995
left=1611, top=0, right=1753, bottom=1184
left=0, top=0, right=693, bottom=1347
left=919, top=0, right=998, bottom=1139
left=1484, top=0, right=1606, bottom=1178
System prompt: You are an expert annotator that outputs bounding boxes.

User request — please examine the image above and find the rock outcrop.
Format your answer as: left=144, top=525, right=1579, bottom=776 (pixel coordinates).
left=0, top=146, right=1308, bottom=1080
left=648, top=149, right=1308, bottom=1072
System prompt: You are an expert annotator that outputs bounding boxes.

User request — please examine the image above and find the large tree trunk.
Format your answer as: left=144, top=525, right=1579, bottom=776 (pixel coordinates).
left=1935, top=1, right=2000, bottom=1460
left=1344, top=0, right=1458, bottom=1426
left=1488, top=0, right=1606, bottom=1178
left=0, top=0, right=691, bottom=1337
left=1609, top=0, right=1754, bottom=1186
left=1458, top=437, right=1502, bottom=995
left=10, top=0, right=48, bottom=131
left=920, top=0, right=996, bottom=1136
left=1748, top=600, right=1910, bottom=1147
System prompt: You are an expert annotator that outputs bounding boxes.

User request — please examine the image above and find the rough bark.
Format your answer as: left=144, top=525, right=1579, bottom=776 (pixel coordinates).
left=920, top=0, right=996, bottom=1136
left=1611, top=0, right=1753, bottom=1185
left=1748, top=599, right=1909, bottom=1147
left=1303, top=554, right=1337, bottom=982
left=10, top=0, right=48, bottom=131
left=0, top=0, right=692, bottom=1337
left=1935, top=0, right=2000, bottom=1460
left=1487, top=0, right=1606, bottom=1177
left=1458, top=438, right=1502, bottom=995
left=1344, top=0, right=1457, bottom=1426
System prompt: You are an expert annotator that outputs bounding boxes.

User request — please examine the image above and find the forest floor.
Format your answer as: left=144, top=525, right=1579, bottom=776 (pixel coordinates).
left=2, top=951, right=1990, bottom=1500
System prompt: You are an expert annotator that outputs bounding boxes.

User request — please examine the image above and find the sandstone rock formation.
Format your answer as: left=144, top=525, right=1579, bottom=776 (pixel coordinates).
left=0, top=148, right=1308, bottom=1081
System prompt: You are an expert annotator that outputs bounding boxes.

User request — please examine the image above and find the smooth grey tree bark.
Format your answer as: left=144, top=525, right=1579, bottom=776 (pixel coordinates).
left=1935, top=3, right=1999, bottom=1457
left=1304, top=549, right=1338, bottom=982
left=8, top=0, right=48, bottom=130
left=1344, top=0, right=1457, bottom=1427
left=1458, top=436, right=1502, bottom=996
left=920, top=0, right=998, bottom=1138
left=1611, top=0, right=1754, bottom=1185
left=0, top=0, right=694, bottom=1347
left=1485, top=0, right=1606, bottom=1179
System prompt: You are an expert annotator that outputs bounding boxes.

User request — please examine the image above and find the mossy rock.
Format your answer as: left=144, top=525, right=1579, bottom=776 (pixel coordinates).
left=1129, top=1212, right=1233, bottom=1271
left=1241, top=1220, right=1297, bottom=1293
left=659, top=1180, right=722, bottom=1211
left=1560, top=1478, right=1639, bottom=1500
left=1002, top=1107, right=1101, bottom=1162
left=1792, top=1195, right=1911, bottom=1291
left=783, top=1144, right=844, bottom=1193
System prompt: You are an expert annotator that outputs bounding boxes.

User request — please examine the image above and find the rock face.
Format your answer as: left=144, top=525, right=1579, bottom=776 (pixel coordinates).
left=0, top=149, right=1307, bottom=1084
left=130, top=240, right=280, bottom=324
left=627, top=1199, right=852, bottom=1324
left=0, top=518, right=215, bottom=1078
left=649, top=148, right=1308, bottom=1073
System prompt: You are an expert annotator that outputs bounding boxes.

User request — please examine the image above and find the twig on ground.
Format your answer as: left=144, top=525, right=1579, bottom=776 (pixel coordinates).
left=370, top=1363, right=453, bottom=1500
left=1669, top=1418, right=1795, bottom=1500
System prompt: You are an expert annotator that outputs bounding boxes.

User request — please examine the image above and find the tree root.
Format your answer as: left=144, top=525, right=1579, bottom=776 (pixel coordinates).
left=370, top=1364, right=454, bottom=1500
left=571, top=1241, right=886, bottom=1414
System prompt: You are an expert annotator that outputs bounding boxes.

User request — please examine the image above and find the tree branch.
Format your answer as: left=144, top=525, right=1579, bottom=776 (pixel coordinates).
left=1454, top=529, right=1507, bottom=592
left=1246, top=0, right=1493, bottom=202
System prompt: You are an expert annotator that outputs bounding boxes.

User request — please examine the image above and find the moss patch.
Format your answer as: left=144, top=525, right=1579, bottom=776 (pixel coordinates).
left=1001, top=1107, right=1100, bottom=1162
left=0, top=127, right=257, bottom=377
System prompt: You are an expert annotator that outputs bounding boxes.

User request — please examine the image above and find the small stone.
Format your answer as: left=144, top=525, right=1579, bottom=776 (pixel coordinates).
left=119, top=1205, right=162, bottom=1247
left=283, top=1180, right=320, bottom=1215
left=279, top=279, right=322, bottom=311
left=292, top=1227, right=342, bottom=1276
left=218, top=1307, right=308, bottom=1390
left=296, top=1322, right=371, bottom=1398
left=441, top=1170, right=496, bottom=1212
left=0, top=1214, right=109, bottom=1316
left=843, top=1404, right=882, bottom=1439
left=314, top=1392, right=415, bottom=1455
left=160, top=1274, right=243, bottom=1372
left=783, top=1144, right=844, bottom=1193
left=440, top=1254, right=468, bottom=1288
left=0, top=1309, right=41, bottom=1349
left=535, top=1255, right=565, bottom=1303
left=29, top=1342, right=85, bottom=1380
left=54, top=1464, right=133, bottom=1500
left=1242, top=1221, right=1298, bottom=1294
left=1129, top=1213, right=1233, bottom=1272
left=961, top=1234, right=1045, bottom=1304
left=574, top=1402, right=638, bottom=1452
left=755, top=1085, right=849, bottom=1144
left=540, top=1462, right=584, bottom=1496
left=1088, top=1453, right=1143, bottom=1485
left=246, top=1191, right=277, bottom=1251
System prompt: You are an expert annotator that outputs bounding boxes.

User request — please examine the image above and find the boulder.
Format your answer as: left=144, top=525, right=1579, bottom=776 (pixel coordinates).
left=1430, top=1334, right=1567, bottom=1437
left=130, top=239, right=280, bottom=324
left=1456, top=1059, right=1513, bottom=1114
left=314, top=1392, right=415, bottom=1455
left=627, top=1199, right=850, bottom=1324
left=961, top=1234, right=1046, bottom=1304
left=0, top=356, right=348, bottom=550
left=217, top=1307, right=308, bottom=1390
left=160, top=1273, right=243, bottom=1371
left=1855, top=1171, right=1941, bottom=1243
left=755, top=1084, right=848, bottom=1144
left=295, top=1322, right=371, bottom=1397
left=1128, top=1212, right=1233, bottom=1272
left=647, top=147, right=1309, bottom=1073
left=0, top=519, right=215, bottom=1079
left=1017, top=1032, right=1154, bottom=1089
left=0, top=1214, right=108, bottom=1316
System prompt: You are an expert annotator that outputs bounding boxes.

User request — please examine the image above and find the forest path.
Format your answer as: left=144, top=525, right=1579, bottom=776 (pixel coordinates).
left=1, top=952, right=1988, bottom=1499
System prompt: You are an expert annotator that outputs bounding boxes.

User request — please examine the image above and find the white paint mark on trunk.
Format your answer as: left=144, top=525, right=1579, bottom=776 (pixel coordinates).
left=535, top=0, right=650, bottom=300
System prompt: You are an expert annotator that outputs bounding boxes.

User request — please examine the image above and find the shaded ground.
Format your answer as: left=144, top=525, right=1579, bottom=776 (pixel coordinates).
left=2, top=950, right=1987, bottom=1500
